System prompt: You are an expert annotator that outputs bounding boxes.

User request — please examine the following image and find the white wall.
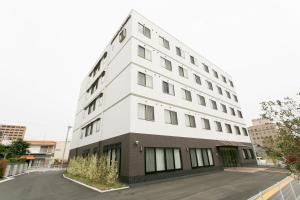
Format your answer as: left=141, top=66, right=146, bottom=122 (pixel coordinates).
left=71, top=10, right=251, bottom=150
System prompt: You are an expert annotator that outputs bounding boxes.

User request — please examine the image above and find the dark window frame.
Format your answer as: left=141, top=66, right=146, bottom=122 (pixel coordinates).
left=144, top=147, right=183, bottom=174
left=189, top=148, right=215, bottom=169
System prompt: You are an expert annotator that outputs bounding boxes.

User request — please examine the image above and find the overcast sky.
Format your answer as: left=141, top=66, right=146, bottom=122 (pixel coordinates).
left=0, top=0, right=299, bottom=141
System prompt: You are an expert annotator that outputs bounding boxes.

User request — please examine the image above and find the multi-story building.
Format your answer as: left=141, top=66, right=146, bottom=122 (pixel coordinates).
left=27, top=140, right=56, bottom=168
left=248, top=118, right=278, bottom=147
left=69, top=10, right=256, bottom=183
left=0, top=124, right=26, bottom=144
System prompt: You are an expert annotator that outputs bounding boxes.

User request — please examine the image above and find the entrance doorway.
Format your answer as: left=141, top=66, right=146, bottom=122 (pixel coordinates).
left=218, top=147, right=239, bottom=167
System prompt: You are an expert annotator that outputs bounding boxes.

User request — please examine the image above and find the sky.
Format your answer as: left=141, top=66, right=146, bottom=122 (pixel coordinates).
left=0, top=0, right=299, bottom=141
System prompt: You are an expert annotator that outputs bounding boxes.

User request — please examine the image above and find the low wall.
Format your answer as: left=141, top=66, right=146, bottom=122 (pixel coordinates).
left=3, top=163, right=28, bottom=177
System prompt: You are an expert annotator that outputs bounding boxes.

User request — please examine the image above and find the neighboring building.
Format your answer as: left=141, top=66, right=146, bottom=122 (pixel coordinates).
left=248, top=118, right=278, bottom=147
left=0, top=124, right=26, bottom=144
left=54, top=141, right=71, bottom=162
left=26, top=140, right=56, bottom=168
left=70, top=10, right=255, bottom=183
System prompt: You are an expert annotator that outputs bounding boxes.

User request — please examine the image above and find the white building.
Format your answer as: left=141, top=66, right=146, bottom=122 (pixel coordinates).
left=54, top=141, right=71, bottom=162
left=70, top=10, right=256, bottom=183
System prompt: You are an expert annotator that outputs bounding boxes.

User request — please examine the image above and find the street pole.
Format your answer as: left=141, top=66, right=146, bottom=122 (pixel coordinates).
left=61, top=126, right=72, bottom=169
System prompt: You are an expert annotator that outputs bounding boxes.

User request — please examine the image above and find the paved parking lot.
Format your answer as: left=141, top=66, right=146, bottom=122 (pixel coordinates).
left=0, top=169, right=288, bottom=200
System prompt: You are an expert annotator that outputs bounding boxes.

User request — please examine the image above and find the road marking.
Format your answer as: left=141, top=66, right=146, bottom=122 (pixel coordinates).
left=256, top=176, right=293, bottom=200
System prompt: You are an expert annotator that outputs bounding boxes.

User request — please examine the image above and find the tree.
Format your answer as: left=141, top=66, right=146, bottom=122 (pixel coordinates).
left=8, top=139, right=29, bottom=157
left=0, top=144, right=9, bottom=159
left=261, top=94, right=300, bottom=177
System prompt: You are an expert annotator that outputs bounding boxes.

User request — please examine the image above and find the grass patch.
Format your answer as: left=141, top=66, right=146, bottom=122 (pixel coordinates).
left=64, top=173, right=127, bottom=191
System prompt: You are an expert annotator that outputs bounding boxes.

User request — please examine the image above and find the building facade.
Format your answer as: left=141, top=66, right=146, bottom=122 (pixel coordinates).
left=54, top=141, right=71, bottom=162
left=248, top=118, right=278, bottom=147
left=69, top=10, right=256, bottom=183
left=0, top=124, right=26, bottom=144
left=27, top=140, right=56, bottom=168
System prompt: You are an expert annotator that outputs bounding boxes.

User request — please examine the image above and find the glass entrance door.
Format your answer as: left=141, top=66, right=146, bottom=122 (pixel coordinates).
left=218, top=147, right=239, bottom=167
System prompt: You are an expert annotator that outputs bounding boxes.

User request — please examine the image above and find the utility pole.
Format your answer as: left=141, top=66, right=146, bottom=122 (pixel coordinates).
left=61, top=126, right=72, bottom=169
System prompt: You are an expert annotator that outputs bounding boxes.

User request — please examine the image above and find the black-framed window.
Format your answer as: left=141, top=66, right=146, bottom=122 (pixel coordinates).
left=145, top=147, right=182, bottom=174
left=242, top=149, right=249, bottom=159
left=189, top=148, right=214, bottom=168
left=103, top=143, right=121, bottom=172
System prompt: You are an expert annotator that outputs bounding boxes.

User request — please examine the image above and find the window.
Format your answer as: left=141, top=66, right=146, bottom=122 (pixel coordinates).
left=85, top=98, right=97, bottom=115
left=160, top=57, right=172, bottom=71
left=197, top=95, right=206, bottom=106
left=119, top=29, right=126, bottom=43
left=233, top=95, right=238, bottom=102
left=138, top=23, right=151, bottom=38
left=138, top=45, right=152, bottom=61
left=210, top=100, right=218, bottom=110
left=176, top=47, right=184, bottom=58
left=226, top=91, right=231, bottom=99
left=230, top=107, right=236, bottom=116
left=145, top=148, right=155, bottom=172
left=137, top=72, right=153, bottom=88
left=189, top=148, right=214, bottom=168
left=225, top=123, right=232, bottom=133
left=178, top=66, right=188, bottom=78
left=242, top=128, right=248, bottom=136
left=217, top=86, right=223, bottom=95
left=203, top=63, right=209, bottom=73
left=237, top=110, right=243, bottom=118
left=162, top=81, right=175, bottom=95
left=138, top=103, right=154, bottom=121
left=234, top=126, right=241, bottom=135
left=215, top=121, right=223, bottom=132
left=156, top=148, right=165, bottom=171
left=248, top=149, right=255, bottom=159
left=206, top=81, right=213, bottom=90
left=145, top=147, right=182, bottom=173
left=182, top=89, right=192, bottom=101
left=213, top=70, right=219, bottom=78
left=159, top=36, right=170, bottom=50
left=190, top=56, right=196, bottom=65
left=185, top=114, right=196, bottom=128
left=242, top=149, right=249, bottom=159
left=201, top=118, right=211, bottom=130
left=222, top=75, right=227, bottom=83
left=82, top=118, right=100, bottom=137
left=87, top=78, right=99, bottom=95
left=164, top=110, right=178, bottom=125
left=194, top=74, right=201, bottom=85
left=229, top=80, right=234, bottom=87
left=221, top=104, right=227, bottom=113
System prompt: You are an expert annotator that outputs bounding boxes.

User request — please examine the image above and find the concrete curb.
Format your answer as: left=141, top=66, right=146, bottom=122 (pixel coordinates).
left=62, top=174, right=129, bottom=193
left=0, top=177, right=14, bottom=184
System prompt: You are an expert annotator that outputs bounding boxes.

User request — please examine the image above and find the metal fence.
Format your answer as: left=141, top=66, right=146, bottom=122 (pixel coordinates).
left=248, top=176, right=300, bottom=200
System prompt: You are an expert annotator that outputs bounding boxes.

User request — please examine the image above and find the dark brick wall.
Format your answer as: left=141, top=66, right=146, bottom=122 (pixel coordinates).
left=69, top=133, right=256, bottom=183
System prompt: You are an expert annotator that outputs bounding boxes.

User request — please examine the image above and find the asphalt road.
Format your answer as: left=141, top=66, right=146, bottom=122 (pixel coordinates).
left=0, top=169, right=288, bottom=200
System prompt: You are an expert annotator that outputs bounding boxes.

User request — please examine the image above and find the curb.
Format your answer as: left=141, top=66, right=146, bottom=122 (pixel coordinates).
left=0, top=177, right=14, bottom=184
left=62, top=174, right=129, bottom=193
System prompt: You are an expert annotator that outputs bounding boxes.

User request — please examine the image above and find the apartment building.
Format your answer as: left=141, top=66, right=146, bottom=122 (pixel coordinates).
left=69, top=10, right=256, bottom=183
left=27, top=140, right=56, bottom=168
left=248, top=118, right=278, bottom=147
left=0, top=124, right=26, bottom=144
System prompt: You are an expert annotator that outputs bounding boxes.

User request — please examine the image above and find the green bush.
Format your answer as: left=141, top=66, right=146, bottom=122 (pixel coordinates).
left=67, top=155, right=119, bottom=186
left=0, top=160, right=8, bottom=178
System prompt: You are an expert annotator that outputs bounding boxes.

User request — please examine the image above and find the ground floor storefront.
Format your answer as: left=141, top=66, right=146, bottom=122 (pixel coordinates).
left=69, top=133, right=256, bottom=183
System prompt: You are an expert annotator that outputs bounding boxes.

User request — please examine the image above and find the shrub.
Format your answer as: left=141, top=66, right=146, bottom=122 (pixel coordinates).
left=106, top=160, right=119, bottom=186
left=0, top=160, right=8, bottom=178
left=67, top=155, right=119, bottom=186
